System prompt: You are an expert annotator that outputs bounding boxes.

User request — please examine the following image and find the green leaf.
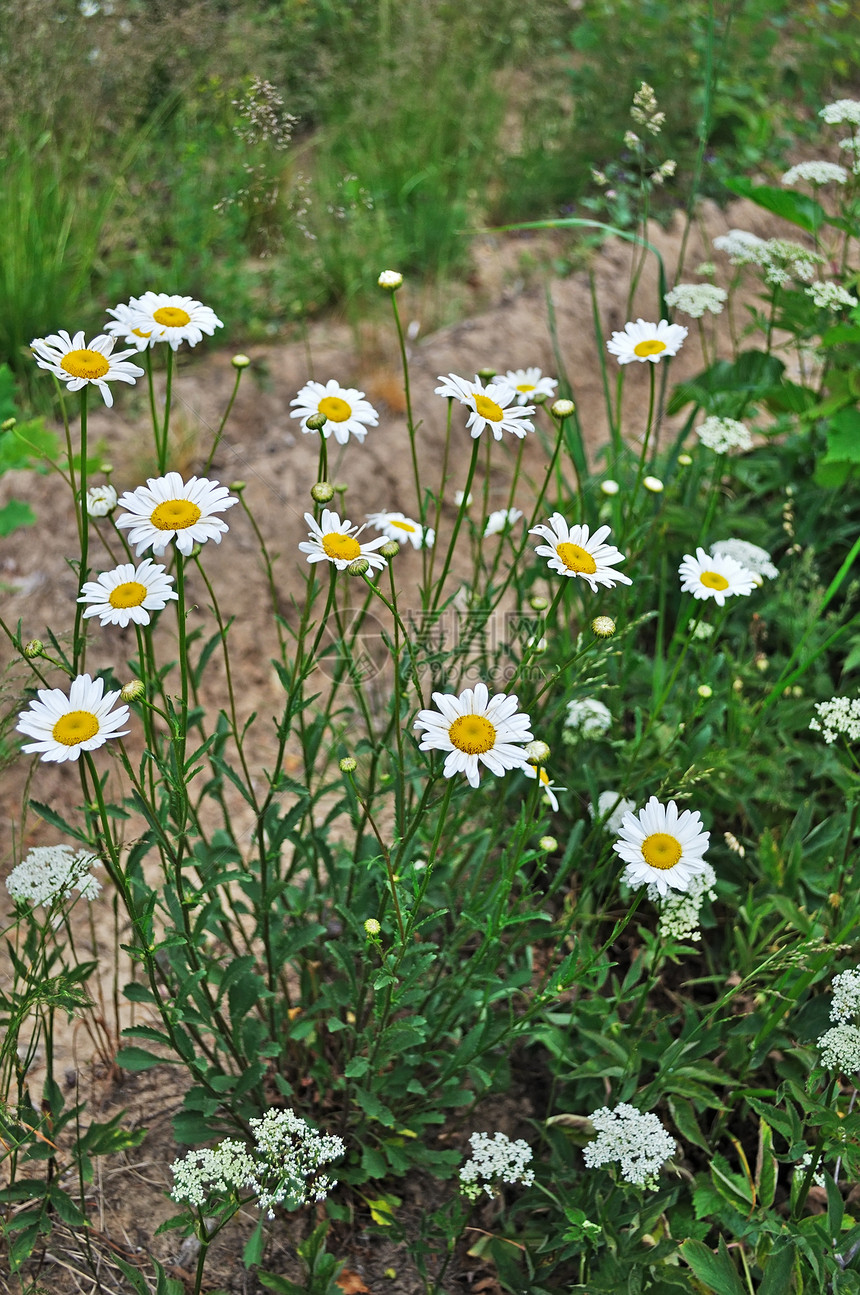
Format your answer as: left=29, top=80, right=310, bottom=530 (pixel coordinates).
left=758, top=1239, right=795, bottom=1295
left=258, top=1274, right=304, bottom=1294
left=49, top=1183, right=88, bottom=1227
left=680, top=1238, right=747, bottom=1295
left=243, top=1218, right=265, bottom=1267
left=113, top=1255, right=151, bottom=1295
left=29, top=800, right=92, bottom=844
left=345, top=1056, right=370, bottom=1078
left=668, top=1096, right=711, bottom=1152
left=115, top=1046, right=173, bottom=1072
left=724, top=177, right=827, bottom=233
left=822, top=407, right=860, bottom=466
left=755, top=1121, right=777, bottom=1211
left=0, top=499, right=35, bottom=535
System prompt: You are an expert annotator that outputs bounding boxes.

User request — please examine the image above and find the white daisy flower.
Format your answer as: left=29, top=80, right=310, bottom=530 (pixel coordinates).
left=434, top=373, right=535, bottom=440
left=530, top=513, right=632, bottom=591
left=612, top=796, right=711, bottom=896
left=30, top=330, right=144, bottom=408
left=130, top=292, right=223, bottom=350
left=17, top=673, right=130, bottom=764
left=299, top=508, right=388, bottom=572
left=484, top=508, right=523, bottom=538
left=290, top=379, right=379, bottom=446
left=116, top=472, right=238, bottom=557
left=78, top=558, right=178, bottom=627
left=502, top=367, right=557, bottom=405
left=104, top=300, right=155, bottom=350
left=366, top=511, right=434, bottom=549
left=605, top=318, right=687, bottom=365
left=678, top=547, right=758, bottom=606
left=413, top=682, right=533, bottom=789
left=85, top=483, right=118, bottom=516
left=710, top=539, right=778, bottom=581
left=523, top=762, right=564, bottom=812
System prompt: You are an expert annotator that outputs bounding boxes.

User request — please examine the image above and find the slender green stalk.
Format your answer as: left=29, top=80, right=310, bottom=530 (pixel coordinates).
left=203, top=363, right=245, bottom=475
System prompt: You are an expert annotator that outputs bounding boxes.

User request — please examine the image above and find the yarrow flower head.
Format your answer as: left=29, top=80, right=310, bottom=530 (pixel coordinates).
left=606, top=318, right=687, bottom=365
left=459, top=1131, right=535, bottom=1202
left=502, top=367, right=557, bottom=405
left=300, top=508, right=388, bottom=572
left=664, top=283, right=727, bottom=318
left=582, top=1104, right=675, bottom=1188
left=484, top=508, right=523, bottom=538
left=809, top=696, right=860, bottom=744
left=830, top=968, right=860, bottom=1023
left=17, top=673, right=130, bottom=763
left=711, top=539, right=778, bottom=582
left=613, top=796, right=711, bottom=897
left=413, top=682, right=533, bottom=789
left=290, top=379, right=379, bottom=445
left=563, top=697, right=611, bottom=740
left=434, top=373, right=535, bottom=440
left=530, top=514, right=632, bottom=590
left=86, top=483, right=118, bottom=516
left=6, top=845, right=102, bottom=907
left=817, top=1025, right=860, bottom=1074
left=119, top=292, right=224, bottom=350
left=807, top=281, right=859, bottom=310
left=696, top=416, right=753, bottom=454
left=78, top=558, right=178, bottom=628
left=589, top=790, right=637, bottom=835
left=366, top=510, right=434, bottom=549
left=782, top=161, right=847, bottom=187
left=649, top=862, right=717, bottom=943
left=170, top=1109, right=345, bottom=1220
left=30, top=331, right=144, bottom=407
left=679, top=547, right=758, bottom=606
left=116, top=473, right=238, bottom=557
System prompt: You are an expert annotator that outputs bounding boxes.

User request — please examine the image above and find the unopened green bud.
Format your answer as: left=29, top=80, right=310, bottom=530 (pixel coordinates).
left=121, top=679, right=146, bottom=703
left=333, top=481, right=348, bottom=494
left=311, top=481, right=335, bottom=503
left=525, top=740, right=551, bottom=763
left=23, top=639, right=44, bottom=659
left=697, top=684, right=713, bottom=699
left=539, top=836, right=558, bottom=852
left=306, top=412, right=327, bottom=431
left=1, top=417, right=16, bottom=431
left=348, top=557, right=370, bottom=576
left=551, top=398, right=575, bottom=418
left=380, top=540, right=400, bottom=559
left=232, top=353, right=251, bottom=368
left=339, top=756, right=358, bottom=773
left=364, top=918, right=381, bottom=936
left=529, top=595, right=549, bottom=611
left=229, top=480, right=247, bottom=493
left=477, top=367, right=497, bottom=382
left=677, top=452, right=693, bottom=466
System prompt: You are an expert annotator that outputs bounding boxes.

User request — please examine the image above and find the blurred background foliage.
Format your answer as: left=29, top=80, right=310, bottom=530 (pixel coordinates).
left=0, top=0, right=858, bottom=374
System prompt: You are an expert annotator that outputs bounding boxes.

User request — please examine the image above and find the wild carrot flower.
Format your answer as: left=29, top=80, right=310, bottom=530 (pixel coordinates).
left=459, top=1131, right=535, bottom=1201
left=711, top=539, right=777, bottom=582
left=696, top=416, right=753, bottom=454
left=589, top=791, right=636, bottom=834
left=663, top=284, right=727, bottom=318
left=17, top=673, right=130, bottom=763
left=830, top=969, right=860, bottom=1023
left=116, top=473, right=238, bottom=556
left=809, top=697, right=860, bottom=744
left=413, top=682, right=533, bottom=789
left=583, top=1104, right=675, bottom=1187
left=30, top=331, right=144, bottom=407
left=807, top=281, right=858, bottom=310
left=782, top=161, right=847, bottom=187
left=817, top=1025, right=860, bottom=1074
left=612, top=796, right=711, bottom=896
left=563, top=697, right=612, bottom=739
left=6, top=845, right=102, bottom=906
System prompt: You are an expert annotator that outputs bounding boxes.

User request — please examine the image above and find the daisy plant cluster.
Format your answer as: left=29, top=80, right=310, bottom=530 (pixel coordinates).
left=4, top=89, right=860, bottom=1293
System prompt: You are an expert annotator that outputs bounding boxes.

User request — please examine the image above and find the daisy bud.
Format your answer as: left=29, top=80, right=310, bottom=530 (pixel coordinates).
left=229, top=481, right=247, bottom=493
left=23, top=639, right=44, bottom=659
left=643, top=475, right=664, bottom=493
left=305, top=413, right=327, bottom=432
left=347, top=558, right=370, bottom=576
left=377, top=270, right=403, bottom=290
left=697, top=684, right=713, bottom=698
left=334, top=481, right=348, bottom=494
left=539, top=836, right=558, bottom=851
left=380, top=540, right=400, bottom=559
left=100, top=462, right=113, bottom=475
left=364, top=918, right=381, bottom=936
left=526, top=635, right=548, bottom=654
left=1, top=417, right=16, bottom=431
left=529, top=595, right=549, bottom=611
left=677, top=453, right=692, bottom=466
left=601, top=479, right=620, bottom=495
left=231, top=354, right=251, bottom=368
left=551, top=398, right=575, bottom=418
left=311, top=481, right=335, bottom=503
left=121, top=679, right=146, bottom=703
left=525, top=740, right=551, bottom=763
left=592, top=615, right=616, bottom=638
left=477, top=367, right=497, bottom=382
left=339, top=756, right=357, bottom=773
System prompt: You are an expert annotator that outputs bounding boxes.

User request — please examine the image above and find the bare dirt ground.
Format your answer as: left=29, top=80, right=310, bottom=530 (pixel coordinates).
left=0, top=196, right=793, bottom=1293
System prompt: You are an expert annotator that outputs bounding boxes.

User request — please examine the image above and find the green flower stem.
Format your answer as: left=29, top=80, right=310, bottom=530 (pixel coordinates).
left=71, top=387, right=90, bottom=671
left=317, top=436, right=328, bottom=485
left=505, top=580, right=567, bottom=696
left=624, top=363, right=657, bottom=535
left=344, top=770, right=406, bottom=942
left=159, top=346, right=174, bottom=473
left=144, top=349, right=159, bottom=452
left=697, top=451, right=726, bottom=542
left=590, top=272, right=621, bottom=471
left=203, top=365, right=245, bottom=475
left=425, top=397, right=454, bottom=602
left=238, top=491, right=287, bottom=660
left=360, top=574, right=426, bottom=710
left=792, top=1075, right=838, bottom=1220
left=430, top=436, right=481, bottom=614
left=389, top=291, right=424, bottom=528
left=174, top=553, right=190, bottom=785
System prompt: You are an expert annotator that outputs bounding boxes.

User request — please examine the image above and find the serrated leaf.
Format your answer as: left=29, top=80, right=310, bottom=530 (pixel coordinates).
left=724, top=177, right=827, bottom=233
left=758, top=1239, right=795, bottom=1295
left=115, top=1045, right=173, bottom=1072
left=680, top=1238, right=747, bottom=1295
left=29, top=800, right=91, bottom=844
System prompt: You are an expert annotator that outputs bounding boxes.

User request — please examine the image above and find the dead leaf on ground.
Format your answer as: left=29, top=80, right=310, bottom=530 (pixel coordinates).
left=336, top=1269, right=372, bottom=1293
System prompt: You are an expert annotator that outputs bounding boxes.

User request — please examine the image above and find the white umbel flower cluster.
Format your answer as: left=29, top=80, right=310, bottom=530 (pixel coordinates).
left=806, top=281, right=859, bottom=310
left=711, top=539, right=778, bottom=581
left=563, top=697, right=612, bottom=740
left=649, top=862, right=717, bottom=942
left=831, top=968, right=860, bottom=1024
left=820, top=99, right=860, bottom=126
left=589, top=790, right=637, bottom=834
left=713, top=229, right=768, bottom=266
left=170, top=1108, right=345, bottom=1219
left=696, top=416, right=753, bottom=454
left=782, top=161, right=848, bottom=187
left=582, top=1104, right=675, bottom=1187
left=459, top=1131, right=535, bottom=1201
left=6, top=845, right=102, bottom=907
left=817, top=1025, right=860, bottom=1074
left=809, top=697, right=860, bottom=744
left=663, top=283, right=727, bottom=318
left=760, top=239, right=823, bottom=287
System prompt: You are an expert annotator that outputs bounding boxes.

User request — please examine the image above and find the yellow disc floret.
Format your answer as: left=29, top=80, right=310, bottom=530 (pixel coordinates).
left=322, top=532, right=362, bottom=561
left=153, top=306, right=192, bottom=328
left=700, top=570, right=730, bottom=591
left=390, top=519, right=417, bottom=533
left=52, top=711, right=100, bottom=746
left=448, top=714, right=497, bottom=755
left=472, top=393, right=504, bottom=422
left=318, top=396, right=353, bottom=422
left=60, top=349, right=111, bottom=380
left=633, top=339, right=667, bottom=358
left=150, top=500, right=202, bottom=531
left=641, top=832, right=683, bottom=870
left=108, top=581, right=148, bottom=609
left=555, top=542, right=598, bottom=575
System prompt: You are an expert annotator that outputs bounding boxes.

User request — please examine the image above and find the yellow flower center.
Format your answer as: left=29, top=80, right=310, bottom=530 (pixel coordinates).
left=108, top=581, right=148, bottom=609
left=633, top=338, right=667, bottom=358
left=448, top=714, right=497, bottom=755
left=700, top=570, right=729, bottom=591
left=516, top=383, right=536, bottom=393
left=150, top=499, right=202, bottom=531
left=472, top=393, right=504, bottom=422
left=52, top=711, right=100, bottom=746
left=60, top=349, right=110, bottom=380
left=133, top=327, right=152, bottom=339
left=555, top=541, right=597, bottom=575
left=152, top=306, right=192, bottom=328
left=390, top=519, right=417, bottom=532
left=641, top=832, right=683, bottom=870
left=321, top=531, right=361, bottom=561
left=317, top=396, right=353, bottom=422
